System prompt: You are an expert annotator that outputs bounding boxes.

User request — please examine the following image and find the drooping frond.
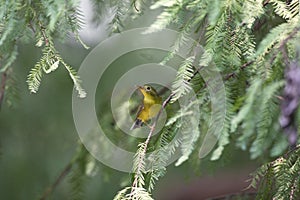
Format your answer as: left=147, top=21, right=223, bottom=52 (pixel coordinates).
left=126, top=187, right=154, bottom=200
left=160, top=21, right=193, bottom=65
left=249, top=81, right=284, bottom=159
left=132, top=142, right=147, bottom=188
left=113, top=187, right=131, bottom=200
left=145, top=119, right=182, bottom=192
left=255, top=22, right=297, bottom=61
left=242, top=0, right=265, bottom=28
left=229, top=78, right=284, bottom=158
left=144, top=1, right=181, bottom=34
left=0, top=44, right=18, bottom=73
left=26, top=38, right=86, bottom=98
left=110, top=0, right=131, bottom=33
left=0, top=0, right=89, bottom=103
left=249, top=147, right=300, bottom=199
left=27, top=60, right=43, bottom=94
left=116, top=142, right=155, bottom=199
left=231, top=79, right=262, bottom=133
left=2, top=68, right=20, bottom=108
left=210, top=83, right=234, bottom=161
left=60, top=59, right=87, bottom=98
left=175, top=100, right=201, bottom=166
left=269, top=0, right=299, bottom=21
left=171, top=56, right=195, bottom=103
left=65, top=7, right=89, bottom=49
left=3, top=0, right=300, bottom=199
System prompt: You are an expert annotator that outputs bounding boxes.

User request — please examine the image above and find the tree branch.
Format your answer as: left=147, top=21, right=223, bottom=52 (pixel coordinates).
left=270, top=27, right=300, bottom=65
left=263, top=0, right=270, bottom=6
left=39, top=22, right=49, bottom=46
left=40, top=162, right=73, bottom=200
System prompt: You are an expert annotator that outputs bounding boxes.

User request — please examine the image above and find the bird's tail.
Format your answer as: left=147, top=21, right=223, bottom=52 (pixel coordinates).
left=130, top=119, right=143, bottom=130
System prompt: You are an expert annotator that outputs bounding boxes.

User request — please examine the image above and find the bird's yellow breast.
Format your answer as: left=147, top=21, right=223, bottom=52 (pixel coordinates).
left=138, top=103, right=162, bottom=122
left=134, top=85, right=162, bottom=124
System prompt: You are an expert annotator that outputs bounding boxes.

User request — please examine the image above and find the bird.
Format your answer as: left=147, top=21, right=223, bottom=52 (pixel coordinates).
left=130, top=85, right=162, bottom=130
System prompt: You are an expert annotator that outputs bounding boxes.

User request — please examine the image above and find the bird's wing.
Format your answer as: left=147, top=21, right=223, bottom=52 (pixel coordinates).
left=130, top=118, right=143, bottom=130
left=130, top=104, right=144, bottom=130
left=135, top=104, right=144, bottom=120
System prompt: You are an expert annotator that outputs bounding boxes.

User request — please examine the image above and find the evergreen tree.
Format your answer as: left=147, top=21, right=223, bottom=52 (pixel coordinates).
left=1, top=0, right=300, bottom=199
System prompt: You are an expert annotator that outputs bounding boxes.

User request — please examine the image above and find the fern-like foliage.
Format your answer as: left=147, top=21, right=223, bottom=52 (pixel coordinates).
left=132, top=142, right=147, bottom=189
left=242, top=0, right=265, bottom=29
left=144, top=0, right=182, bottom=34
left=110, top=0, right=131, bottom=33
left=4, top=68, right=20, bottom=108
left=114, top=110, right=184, bottom=198
left=145, top=120, right=181, bottom=192
left=0, top=0, right=88, bottom=103
left=229, top=78, right=285, bottom=158
left=113, top=187, right=154, bottom=200
left=175, top=99, right=201, bottom=166
left=255, top=22, right=296, bottom=61
left=114, top=0, right=300, bottom=199
left=3, top=0, right=300, bottom=199
left=249, top=146, right=300, bottom=199
left=270, top=0, right=299, bottom=21
left=27, top=38, right=86, bottom=98
left=171, top=56, right=195, bottom=103
left=210, top=80, right=236, bottom=161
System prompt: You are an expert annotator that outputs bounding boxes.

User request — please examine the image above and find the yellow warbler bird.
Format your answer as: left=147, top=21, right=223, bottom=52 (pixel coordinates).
left=130, top=85, right=162, bottom=130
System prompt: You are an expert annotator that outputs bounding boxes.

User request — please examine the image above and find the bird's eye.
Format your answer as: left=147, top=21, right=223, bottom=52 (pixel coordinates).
left=145, top=86, right=151, bottom=91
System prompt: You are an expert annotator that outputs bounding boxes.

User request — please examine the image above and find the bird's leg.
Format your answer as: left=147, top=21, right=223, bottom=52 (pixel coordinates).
left=147, top=119, right=156, bottom=130
left=142, top=119, right=155, bottom=130
left=144, top=121, right=153, bottom=129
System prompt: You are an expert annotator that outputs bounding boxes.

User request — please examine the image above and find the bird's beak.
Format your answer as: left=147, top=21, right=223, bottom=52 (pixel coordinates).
left=137, top=85, right=143, bottom=90
left=137, top=85, right=146, bottom=96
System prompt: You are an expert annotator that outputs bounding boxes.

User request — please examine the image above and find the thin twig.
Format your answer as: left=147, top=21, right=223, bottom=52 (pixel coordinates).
left=39, top=22, right=49, bottom=46
left=270, top=27, right=300, bottom=65
left=263, top=0, right=270, bottom=6
left=28, top=21, right=36, bottom=33
left=132, top=1, right=140, bottom=12
left=284, top=144, right=300, bottom=158
left=223, top=60, right=254, bottom=81
left=40, top=162, right=73, bottom=200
